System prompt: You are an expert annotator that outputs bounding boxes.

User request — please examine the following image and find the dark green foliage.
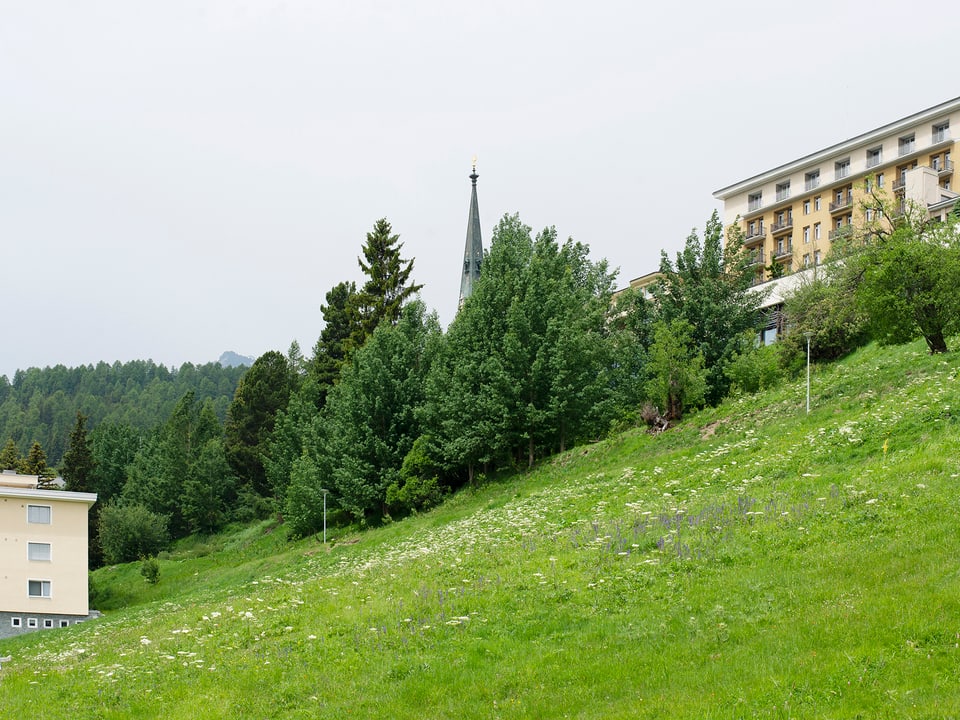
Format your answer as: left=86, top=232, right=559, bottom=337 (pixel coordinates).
left=283, top=453, right=328, bottom=538
left=645, top=319, right=707, bottom=421
left=653, top=211, right=761, bottom=405
left=351, top=218, right=423, bottom=348
left=0, top=438, right=20, bottom=470
left=386, top=435, right=447, bottom=515
left=781, top=268, right=869, bottom=367
left=309, top=281, right=360, bottom=407
left=139, top=556, right=160, bottom=584
left=123, top=393, right=229, bottom=538
left=846, top=201, right=960, bottom=353
left=224, top=351, right=293, bottom=498
left=0, top=360, right=244, bottom=468
left=320, top=301, right=440, bottom=520
left=21, top=441, right=53, bottom=482
left=422, top=214, right=622, bottom=478
left=62, top=412, right=95, bottom=492
left=89, top=423, right=141, bottom=506
left=98, top=502, right=170, bottom=564
left=724, top=332, right=783, bottom=395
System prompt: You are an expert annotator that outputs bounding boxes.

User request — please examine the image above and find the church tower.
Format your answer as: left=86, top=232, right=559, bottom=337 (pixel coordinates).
left=459, top=158, right=483, bottom=308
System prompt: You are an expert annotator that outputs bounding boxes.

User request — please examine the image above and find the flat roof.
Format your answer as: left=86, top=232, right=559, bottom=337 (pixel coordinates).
left=714, top=96, right=960, bottom=200
left=0, top=485, right=97, bottom=505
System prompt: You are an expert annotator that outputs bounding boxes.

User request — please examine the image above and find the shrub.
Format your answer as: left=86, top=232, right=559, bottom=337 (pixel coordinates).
left=725, top=333, right=783, bottom=395
left=98, top=502, right=170, bottom=564
left=139, top=556, right=160, bottom=584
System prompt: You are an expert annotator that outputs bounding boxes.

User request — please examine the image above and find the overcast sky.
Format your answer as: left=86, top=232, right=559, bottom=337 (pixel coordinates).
left=2, top=1, right=958, bottom=378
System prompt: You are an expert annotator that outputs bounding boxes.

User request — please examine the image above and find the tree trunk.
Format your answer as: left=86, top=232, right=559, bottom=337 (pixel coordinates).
left=924, top=330, right=948, bottom=354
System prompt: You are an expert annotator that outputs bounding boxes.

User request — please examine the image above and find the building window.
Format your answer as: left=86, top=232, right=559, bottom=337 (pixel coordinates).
left=866, top=147, right=882, bottom=168
left=59, top=620, right=70, bottom=628
left=865, top=208, right=873, bottom=222
left=814, top=196, right=821, bottom=211
left=814, top=250, right=822, bottom=265
left=748, top=192, right=762, bottom=212
left=803, top=200, right=810, bottom=215
left=27, top=505, right=51, bottom=524
left=835, top=158, right=850, bottom=180
left=944, top=179, right=952, bottom=191
left=27, top=618, right=38, bottom=629
left=805, top=170, right=820, bottom=191
left=814, top=223, right=821, bottom=240
left=803, top=226, right=810, bottom=243
left=776, top=181, right=791, bottom=202
left=43, top=619, right=54, bottom=629
left=747, top=221, right=756, bottom=236
left=11, top=617, right=22, bottom=628
left=933, top=121, right=950, bottom=143
left=877, top=172, right=884, bottom=188
left=28, top=542, right=51, bottom=561
left=28, top=580, right=52, bottom=598
left=803, top=254, right=810, bottom=267
left=899, top=134, right=915, bottom=156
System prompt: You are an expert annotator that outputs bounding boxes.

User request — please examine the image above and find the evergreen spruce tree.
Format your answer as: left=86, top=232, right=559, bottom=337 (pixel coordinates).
left=351, top=218, right=423, bottom=347
left=62, top=412, right=95, bottom=492
left=0, top=438, right=20, bottom=470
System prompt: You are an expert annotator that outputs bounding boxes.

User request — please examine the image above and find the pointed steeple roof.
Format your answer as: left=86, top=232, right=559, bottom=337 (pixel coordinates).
left=459, top=158, right=483, bottom=308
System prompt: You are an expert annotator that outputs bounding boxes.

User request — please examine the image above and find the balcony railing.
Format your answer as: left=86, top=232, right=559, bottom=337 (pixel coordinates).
left=899, top=141, right=916, bottom=157
left=829, top=192, right=853, bottom=213
left=773, top=245, right=793, bottom=260
left=933, top=129, right=951, bottom=144
left=775, top=189, right=791, bottom=202
left=747, top=199, right=763, bottom=213
left=892, top=177, right=907, bottom=192
left=770, top=217, right=793, bottom=234
left=935, top=159, right=954, bottom=175
left=805, top=177, right=820, bottom=191
left=828, top=226, right=853, bottom=241
left=747, top=249, right=765, bottom=266
left=743, top=228, right=765, bottom=245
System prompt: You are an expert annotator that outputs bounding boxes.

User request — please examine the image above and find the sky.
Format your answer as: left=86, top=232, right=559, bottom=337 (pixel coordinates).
left=3, top=0, right=959, bottom=379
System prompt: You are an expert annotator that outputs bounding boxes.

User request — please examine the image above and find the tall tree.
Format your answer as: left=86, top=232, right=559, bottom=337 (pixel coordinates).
left=62, top=412, right=95, bottom=493
left=351, top=218, right=423, bottom=346
left=846, top=192, right=960, bottom=353
left=309, top=280, right=360, bottom=407
left=0, top=438, right=20, bottom=470
left=318, top=300, right=440, bottom=521
left=224, top=351, right=293, bottom=498
left=645, top=319, right=708, bottom=421
left=653, top=211, right=761, bottom=405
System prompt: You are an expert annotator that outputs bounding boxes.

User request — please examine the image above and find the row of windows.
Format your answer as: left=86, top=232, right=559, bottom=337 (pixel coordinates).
left=10, top=617, right=72, bottom=629
left=749, top=120, right=951, bottom=209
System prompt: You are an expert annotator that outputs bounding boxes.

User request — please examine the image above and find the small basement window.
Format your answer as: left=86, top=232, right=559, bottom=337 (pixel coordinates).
left=11, top=617, right=22, bottom=628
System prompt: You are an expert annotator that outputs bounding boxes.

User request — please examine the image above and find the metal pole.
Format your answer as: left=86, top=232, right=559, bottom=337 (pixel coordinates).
left=322, top=489, right=328, bottom=544
left=805, top=332, right=812, bottom=414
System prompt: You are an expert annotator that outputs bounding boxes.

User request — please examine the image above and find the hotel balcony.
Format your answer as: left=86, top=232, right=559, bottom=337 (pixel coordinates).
left=935, top=159, right=954, bottom=177
left=770, top=217, right=793, bottom=235
left=828, top=226, right=853, bottom=241
left=829, top=192, right=854, bottom=213
left=773, top=245, right=793, bottom=261
left=747, top=249, right=765, bottom=266
left=892, top=177, right=907, bottom=192
left=743, top=227, right=766, bottom=246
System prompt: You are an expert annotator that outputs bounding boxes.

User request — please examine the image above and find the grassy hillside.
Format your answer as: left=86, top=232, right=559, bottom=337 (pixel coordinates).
left=2, top=339, right=960, bottom=718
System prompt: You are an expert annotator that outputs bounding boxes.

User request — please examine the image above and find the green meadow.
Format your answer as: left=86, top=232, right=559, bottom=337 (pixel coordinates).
left=2, top=338, right=960, bottom=718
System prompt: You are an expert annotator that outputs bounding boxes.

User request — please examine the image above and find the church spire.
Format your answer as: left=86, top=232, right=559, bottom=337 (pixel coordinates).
left=459, top=156, right=483, bottom=308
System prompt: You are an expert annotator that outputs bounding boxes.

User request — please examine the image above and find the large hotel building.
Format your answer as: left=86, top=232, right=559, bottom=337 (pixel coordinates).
left=714, top=97, right=960, bottom=284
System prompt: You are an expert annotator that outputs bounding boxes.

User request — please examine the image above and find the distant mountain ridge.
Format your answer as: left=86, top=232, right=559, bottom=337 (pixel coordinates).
left=218, top=351, right=255, bottom=368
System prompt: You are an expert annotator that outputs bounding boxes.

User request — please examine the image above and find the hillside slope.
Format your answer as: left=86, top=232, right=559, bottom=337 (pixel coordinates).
left=2, top=339, right=959, bottom=718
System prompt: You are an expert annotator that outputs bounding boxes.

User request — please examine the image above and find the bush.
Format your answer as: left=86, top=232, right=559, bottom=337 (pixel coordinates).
left=140, top=556, right=160, bottom=584
left=98, top=502, right=170, bottom=564
left=725, top=333, right=783, bottom=395
left=781, top=270, right=868, bottom=368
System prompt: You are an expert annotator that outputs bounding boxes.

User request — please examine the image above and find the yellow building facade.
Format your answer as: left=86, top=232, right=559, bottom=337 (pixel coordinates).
left=0, top=471, right=97, bottom=637
left=714, top=97, right=960, bottom=283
